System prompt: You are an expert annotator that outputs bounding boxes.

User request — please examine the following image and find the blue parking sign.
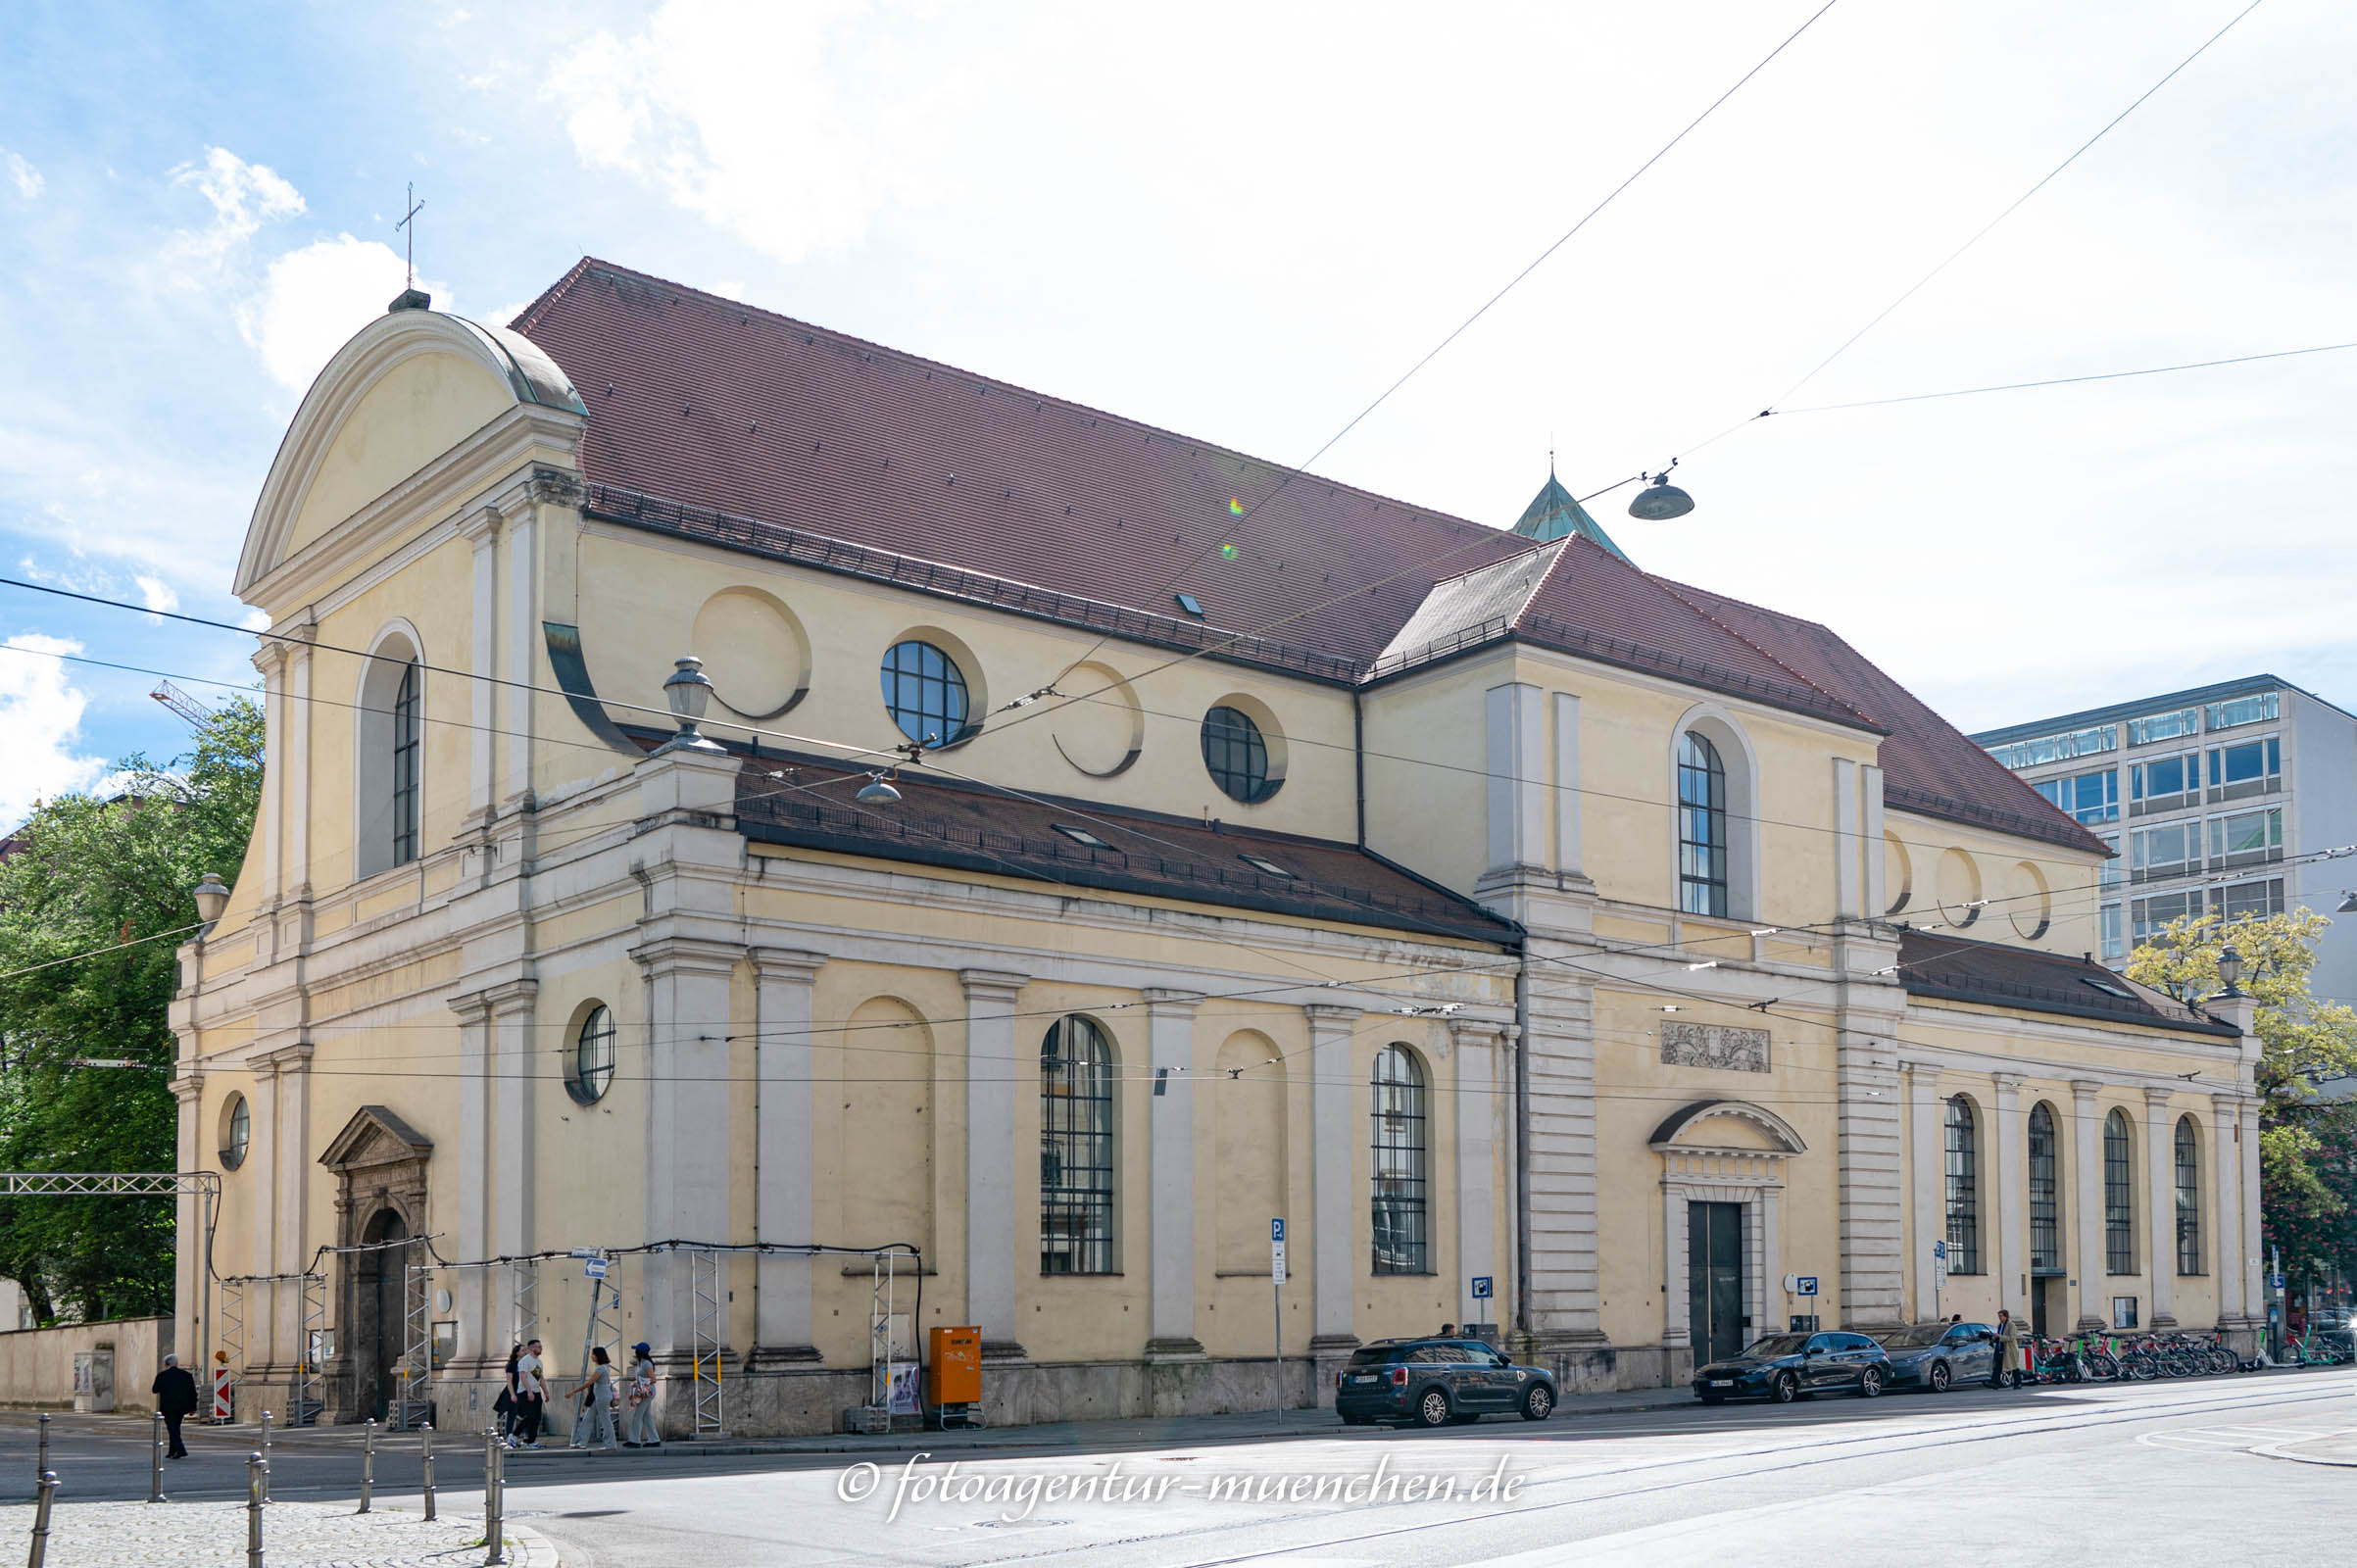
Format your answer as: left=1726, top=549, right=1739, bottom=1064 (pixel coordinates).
left=1271, top=1217, right=1285, bottom=1242
left=1470, top=1275, right=1493, bottom=1299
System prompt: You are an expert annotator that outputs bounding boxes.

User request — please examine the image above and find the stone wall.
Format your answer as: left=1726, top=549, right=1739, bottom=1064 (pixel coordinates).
left=0, top=1317, right=173, bottom=1412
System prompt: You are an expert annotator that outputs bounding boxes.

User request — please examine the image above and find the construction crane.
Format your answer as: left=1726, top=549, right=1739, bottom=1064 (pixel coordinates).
left=150, top=680, right=215, bottom=729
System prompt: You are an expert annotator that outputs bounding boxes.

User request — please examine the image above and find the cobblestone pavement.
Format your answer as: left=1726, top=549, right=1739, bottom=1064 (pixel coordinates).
left=0, top=1498, right=559, bottom=1566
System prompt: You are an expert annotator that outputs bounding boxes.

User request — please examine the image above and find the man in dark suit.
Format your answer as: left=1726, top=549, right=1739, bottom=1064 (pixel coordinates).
left=151, top=1353, right=199, bottom=1457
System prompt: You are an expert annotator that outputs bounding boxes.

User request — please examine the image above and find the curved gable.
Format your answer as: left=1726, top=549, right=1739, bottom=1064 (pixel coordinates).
left=236, top=310, right=585, bottom=598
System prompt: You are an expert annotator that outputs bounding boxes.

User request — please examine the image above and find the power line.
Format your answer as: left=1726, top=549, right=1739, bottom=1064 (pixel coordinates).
left=1771, top=339, right=2357, bottom=415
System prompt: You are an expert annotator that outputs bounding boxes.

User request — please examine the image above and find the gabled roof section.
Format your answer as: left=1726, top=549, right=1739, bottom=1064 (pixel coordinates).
left=512, top=259, right=1529, bottom=669
left=1657, top=580, right=2111, bottom=855
left=1375, top=539, right=1561, bottom=667
left=1511, top=470, right=1632, bottom=564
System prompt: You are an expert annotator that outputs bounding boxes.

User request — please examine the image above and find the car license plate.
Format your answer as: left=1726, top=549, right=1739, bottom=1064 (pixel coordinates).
left=1350, top=1375, right=1376, bottom=1384
left=1708, top=1379, right=1733, bottom=1387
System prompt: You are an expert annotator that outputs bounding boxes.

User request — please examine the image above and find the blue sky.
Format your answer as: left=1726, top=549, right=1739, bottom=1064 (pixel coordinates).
left=2, top=0, right=2353, bottom=825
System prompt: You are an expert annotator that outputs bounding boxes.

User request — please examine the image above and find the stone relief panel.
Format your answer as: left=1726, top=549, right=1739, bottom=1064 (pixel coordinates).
left=1661, top=1022, right=1770, bottom=1073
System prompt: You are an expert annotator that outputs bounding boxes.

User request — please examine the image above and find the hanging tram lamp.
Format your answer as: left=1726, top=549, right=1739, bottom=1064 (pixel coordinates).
left=1628, top=465, right=1695, bottom=521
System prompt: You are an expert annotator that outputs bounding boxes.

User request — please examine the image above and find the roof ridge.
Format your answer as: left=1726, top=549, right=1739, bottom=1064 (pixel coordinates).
left=510, top=255, right=600, bottom=334
left=1424, top=535, right=1552, bottom=591
left=1620, top=559, right=1861, bottom=718
left=544, top=258, right=1509, bottom=550
left=1648, top=570, right=1837, bottom=638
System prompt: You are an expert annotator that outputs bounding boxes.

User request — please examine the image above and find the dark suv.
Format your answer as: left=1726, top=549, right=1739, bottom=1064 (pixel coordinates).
left=1334, top=1338, right=1558, bottom=1427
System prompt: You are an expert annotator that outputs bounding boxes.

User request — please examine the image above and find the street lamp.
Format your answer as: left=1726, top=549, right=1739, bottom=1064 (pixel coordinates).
left=2218, top=945, right=2243, bottom=998
left=1628, top=467, right=1695, bottom=520
left=856, top=772, right=903, bottom=805
left=657, top=656, right=724, bottom=753
left=191, top=873, right=228, bottom=926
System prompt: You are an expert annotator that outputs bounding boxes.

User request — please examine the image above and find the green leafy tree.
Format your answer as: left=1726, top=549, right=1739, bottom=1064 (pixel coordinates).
left=0, top=697, right=262, bottom=1322
left=2126, top=908, right=2357, bottom=1279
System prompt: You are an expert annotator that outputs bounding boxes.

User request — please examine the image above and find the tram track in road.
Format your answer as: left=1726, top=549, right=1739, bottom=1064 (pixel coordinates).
left=944, top=1374, right=2357, bottom=1568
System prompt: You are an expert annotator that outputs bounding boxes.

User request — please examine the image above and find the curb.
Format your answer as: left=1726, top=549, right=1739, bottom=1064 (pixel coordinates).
left=2250, top=1436, right=2357, bottom=1469
left=511, top=1520, right=564, bottom=1566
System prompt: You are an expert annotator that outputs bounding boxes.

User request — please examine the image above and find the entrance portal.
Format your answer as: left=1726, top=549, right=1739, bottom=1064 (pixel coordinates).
left=354, top=1209, right=411, bottom=1422
left=1688, top=1200, right=1746, bottom=1363
left=319, top=1104, right=433, bottom=1424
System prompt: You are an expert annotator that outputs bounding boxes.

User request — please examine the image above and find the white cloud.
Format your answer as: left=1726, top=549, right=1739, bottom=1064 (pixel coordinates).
left=539, top=0, right=882, bottom=263
left=0, top=636, right=108, bottom=829
left=240, top=609, right=272, bottom=632
left=4, top=151, right=41, bottom=200
left=134, top=574, right=178, bottom=618
left=165, top=146, right=304, bottom=269
left=236, top=234, right=443, bottom=391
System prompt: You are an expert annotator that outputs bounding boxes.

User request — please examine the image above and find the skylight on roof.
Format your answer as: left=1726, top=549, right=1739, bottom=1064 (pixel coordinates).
left=1053, top=824, right=1113, bottom=850
left=1238, top=853, right=1294, bottom=878
left=1174, top=592, right=1205, bottom=618
left=2082, top=976, right=2134, bottom=1000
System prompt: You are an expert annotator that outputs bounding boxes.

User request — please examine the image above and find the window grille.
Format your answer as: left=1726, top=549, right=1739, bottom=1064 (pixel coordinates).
left=1677, top=731, right=1729, bottom=917
left=2174, top=1117, right=2201, bottom=1275
left=390, top=662, right=420, bottom=866
left=880, top=640, right=970, bottom=747
left=1371, top=1045, right=1428, bottom=1274
left=1040, top=1016, right=1116, bottom=1275
left=2028, top=1102, right=2059, bottom=1271
left=568, top=1004, right=616, bottom=1105
left=2104, top=1109, right=2136, bottom=1274
left=1202, top=706, right=1274, bottom=803
left=1944, top=1096, right=1980, bottom=1274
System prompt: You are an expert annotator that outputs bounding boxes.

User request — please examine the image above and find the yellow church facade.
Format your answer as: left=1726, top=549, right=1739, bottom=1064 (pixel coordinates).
left=171, top=260, right=2265, bottom=1433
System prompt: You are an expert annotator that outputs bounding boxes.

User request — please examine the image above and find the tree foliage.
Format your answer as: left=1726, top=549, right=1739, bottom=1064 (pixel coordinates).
left=2127, top=908, right=2357, bottom=1278
left=0, top=698, right=262, bottom=1322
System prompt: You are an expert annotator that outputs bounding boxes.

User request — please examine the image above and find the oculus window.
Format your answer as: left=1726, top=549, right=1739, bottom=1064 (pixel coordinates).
left=567, top=1004, right=616, bottom=1105
left=880, top=640, right=970, bottom=747
left=221, top=1094, right=251, bottom=1171
left=1202, top=706, right=1277, bottom=804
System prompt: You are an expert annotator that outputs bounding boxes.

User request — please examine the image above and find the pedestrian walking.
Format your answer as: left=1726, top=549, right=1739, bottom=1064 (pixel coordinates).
left=494, top=1344, right=521, bottom=1446
left=569, top=1348, right=619, bottom=1450
left=150, top=1353, right=198, bottom=1458
left=513, top=1339, right=548, bottom=1448
left=622, top=1343, right=660, bottom=1448
left=1992, top=1309, right=2022, bottom=1389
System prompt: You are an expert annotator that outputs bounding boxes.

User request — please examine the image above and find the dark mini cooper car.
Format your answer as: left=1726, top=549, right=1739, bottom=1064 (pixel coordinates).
left=1335, top=1338, right=1558, bottom=1427
left=1693, top=1330, right=1891, bottom=1403
left=1873, top=1321, right=2002, bottom=1393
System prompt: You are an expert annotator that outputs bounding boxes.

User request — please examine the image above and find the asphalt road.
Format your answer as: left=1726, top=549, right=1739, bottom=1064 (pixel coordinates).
left=7, top=1372, right=2352, bottom=1565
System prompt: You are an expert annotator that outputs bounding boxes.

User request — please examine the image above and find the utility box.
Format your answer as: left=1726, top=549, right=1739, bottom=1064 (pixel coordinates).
left=73, top=1348, right=115, bottom=1413
left=929, top=1326, right=981, bottom=1406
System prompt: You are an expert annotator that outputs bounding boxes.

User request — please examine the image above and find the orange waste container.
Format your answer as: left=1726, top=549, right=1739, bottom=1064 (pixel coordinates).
left=930, top=1326, right=982, bottom=1406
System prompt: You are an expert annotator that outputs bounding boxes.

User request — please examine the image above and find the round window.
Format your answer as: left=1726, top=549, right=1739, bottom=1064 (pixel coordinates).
left=221, top=1095, right=250, bottom=1171
left=880, top=640, right=970, bottom=747
left=1202, top=706, right=1277, bottom=803
left=567, top=1004, right=616, bottom=1105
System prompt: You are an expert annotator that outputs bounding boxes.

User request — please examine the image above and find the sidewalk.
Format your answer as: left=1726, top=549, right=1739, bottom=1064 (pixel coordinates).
left=2252, top=1427, right=2357, bottom=1468
left=503, top=1380, right=1704, bottom=1461
left=0, top=1497, right=560, bottom=1566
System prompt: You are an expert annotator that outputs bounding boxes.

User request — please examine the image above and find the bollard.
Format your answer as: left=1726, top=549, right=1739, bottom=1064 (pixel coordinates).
left=34, top=1412, right=47, bottom=1494
left=150, top=1410, right=166, bottom=1502
left=259, top=1409, right=272, bottom=1503
left=246, top=1452, right=266, bottom=1568
left=26, top=1469, right=55, bottom=1568
left=482, top=1426, right=505, bottom=1567
left=358, top=1418, right=375, bottom=1514
left=420, top=1422, right=435, bottom=1521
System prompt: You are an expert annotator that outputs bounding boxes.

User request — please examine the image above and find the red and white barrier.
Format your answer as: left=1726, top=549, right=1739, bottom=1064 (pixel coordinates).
left=212, top=1365, right=232, bottom=1420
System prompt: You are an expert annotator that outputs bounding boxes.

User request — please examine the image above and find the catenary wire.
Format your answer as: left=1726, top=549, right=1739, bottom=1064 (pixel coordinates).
left=1769, top=339, right=2357, bottom=415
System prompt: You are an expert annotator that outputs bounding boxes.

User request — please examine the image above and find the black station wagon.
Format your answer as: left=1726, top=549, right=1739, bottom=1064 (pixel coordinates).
left=1334, top=1338, right=1558, bottom=1427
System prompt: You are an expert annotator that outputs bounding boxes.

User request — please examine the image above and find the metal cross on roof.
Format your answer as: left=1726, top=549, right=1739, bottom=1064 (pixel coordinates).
left=396, top=181, right=424, bottom=290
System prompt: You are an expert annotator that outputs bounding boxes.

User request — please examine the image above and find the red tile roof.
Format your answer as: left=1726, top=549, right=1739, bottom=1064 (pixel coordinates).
left=512, top=258, right=2098, bottom=858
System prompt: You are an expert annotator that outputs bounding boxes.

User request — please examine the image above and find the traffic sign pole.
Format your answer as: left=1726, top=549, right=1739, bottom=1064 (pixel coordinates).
left=1270, top=1219, right=1287, bottom=1424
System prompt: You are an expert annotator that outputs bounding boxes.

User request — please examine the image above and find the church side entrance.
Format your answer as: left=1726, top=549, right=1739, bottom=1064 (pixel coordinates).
left=1688, top=1200, right=1746, bottom=1364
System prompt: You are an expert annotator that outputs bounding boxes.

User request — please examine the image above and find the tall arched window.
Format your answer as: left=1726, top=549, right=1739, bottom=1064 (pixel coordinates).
left=1944, top=1096, right=1980, bottom=1274
left=1371, top=1045, right=1428, bottom=1274
left=1040, top=1016, right=1115, bottom=1275
left=357, top=630, right=424, bottom=880
left=2174, top=1116, right=2202, bottom=1276
left=1677, top=731, right=1729, bottom=917
left=2104, top=1108, right=2136, bottom=1274
left=2028, top=1102, right=2059, bottom=1272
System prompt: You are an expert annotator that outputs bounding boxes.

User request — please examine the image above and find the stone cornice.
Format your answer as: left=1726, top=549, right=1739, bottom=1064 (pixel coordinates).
left=628, top=934, right=745, bottom=979
left=750, top=947, right=828, bottom=984
left=958, top=967, right=1029, bottom=1004
left=1140, top=987, right=1203, bottom=1017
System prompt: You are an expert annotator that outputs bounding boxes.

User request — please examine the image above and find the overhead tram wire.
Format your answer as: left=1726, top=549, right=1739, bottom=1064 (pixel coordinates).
left=1017, top=0, right=1846, bottom=710
left=1768, top=339, right=2357, bottom=415
left=1667, top=0, right=2271, bottom=466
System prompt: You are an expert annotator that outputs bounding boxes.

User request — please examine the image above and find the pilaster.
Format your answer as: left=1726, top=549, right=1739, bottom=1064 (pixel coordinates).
left=1993, top=1071, right=2026, bottom=1319
left=749, top=949, right=826, bottom=1367
left=2209, top=1092, right=2245, bottom=1327
left=450, top=991, right=494, bottom=1367
left=1451, top=1022, right=1504, bottom=1333
left=1304, top=1002, right=1359, bottom=1379
left=2143, top=1087, right=2178, bottom=1327
left=632, top=938, right=738, bottom=1363
left=1831, top=924, right=1904, bottom=1328
left=2070, top=1080, right=2105, bottom=1332
left=960, top=968, right=1029, bottom=1359
left=1905, top=1059, right=1940, bottom=1318
left=1142, top=988, right=1204, bottom=1358
left=459, top=507, right=501, bottom=823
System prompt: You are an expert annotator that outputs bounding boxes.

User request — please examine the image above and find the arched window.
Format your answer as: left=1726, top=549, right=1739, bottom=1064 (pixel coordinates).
left=1371, top=1045, right=1428, bottom=1274
left=2174, top=1116, right=2202, bottom=1276
left=566, top=1004, right=616, bottom=1105
left=2104, top=1108, right=2136, bottom=1274
left=2028, top=1102, right=2059, bottom=1272
left=1040, top=1016, right=1115, bottom=1275
left=1944, top=1096, right=1980, bottom=1274
left=1202, top=706, right=1275, bottom=803
left=356, top=630, right=424, bottom=880
left=880, top=640, right=970, bottom=747
left=221, top=1094, right=251, bottom=1171
left=1677, top=731, right=1729, bottom=917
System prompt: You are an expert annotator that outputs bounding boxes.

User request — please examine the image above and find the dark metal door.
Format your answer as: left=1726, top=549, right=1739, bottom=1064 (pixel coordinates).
left=1688, top=1201, right=1745, bottom=1364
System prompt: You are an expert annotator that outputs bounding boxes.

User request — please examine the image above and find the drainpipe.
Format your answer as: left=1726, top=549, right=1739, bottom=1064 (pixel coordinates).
left=1351, top=686, right=1367, bottom=848
left=1513, top=943, right=1532, bottom=1344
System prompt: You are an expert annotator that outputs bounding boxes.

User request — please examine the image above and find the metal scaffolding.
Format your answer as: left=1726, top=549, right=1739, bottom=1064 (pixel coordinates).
left=217, top=1272, right=326, bottom=1425
left=0, top=1171, right=221, bottom=1376
left=690, top=1250, right=725, bottom=1438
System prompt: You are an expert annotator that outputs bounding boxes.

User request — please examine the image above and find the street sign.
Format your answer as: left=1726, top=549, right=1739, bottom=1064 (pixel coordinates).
left=1470, top=1275, right=1493, bottom=1300
left=2270, top=1273, right=2285, bottom=1290
left=1933, top=1240, right=1949, bottom=1292
left=584, top=1257, right=608, bottom=1280
left=1794, top=1276, right=1818, bottom=1298
left=1270, top=1217, right=1286, bottom=1286
left=567, top=1248, right=604, bottom=1260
